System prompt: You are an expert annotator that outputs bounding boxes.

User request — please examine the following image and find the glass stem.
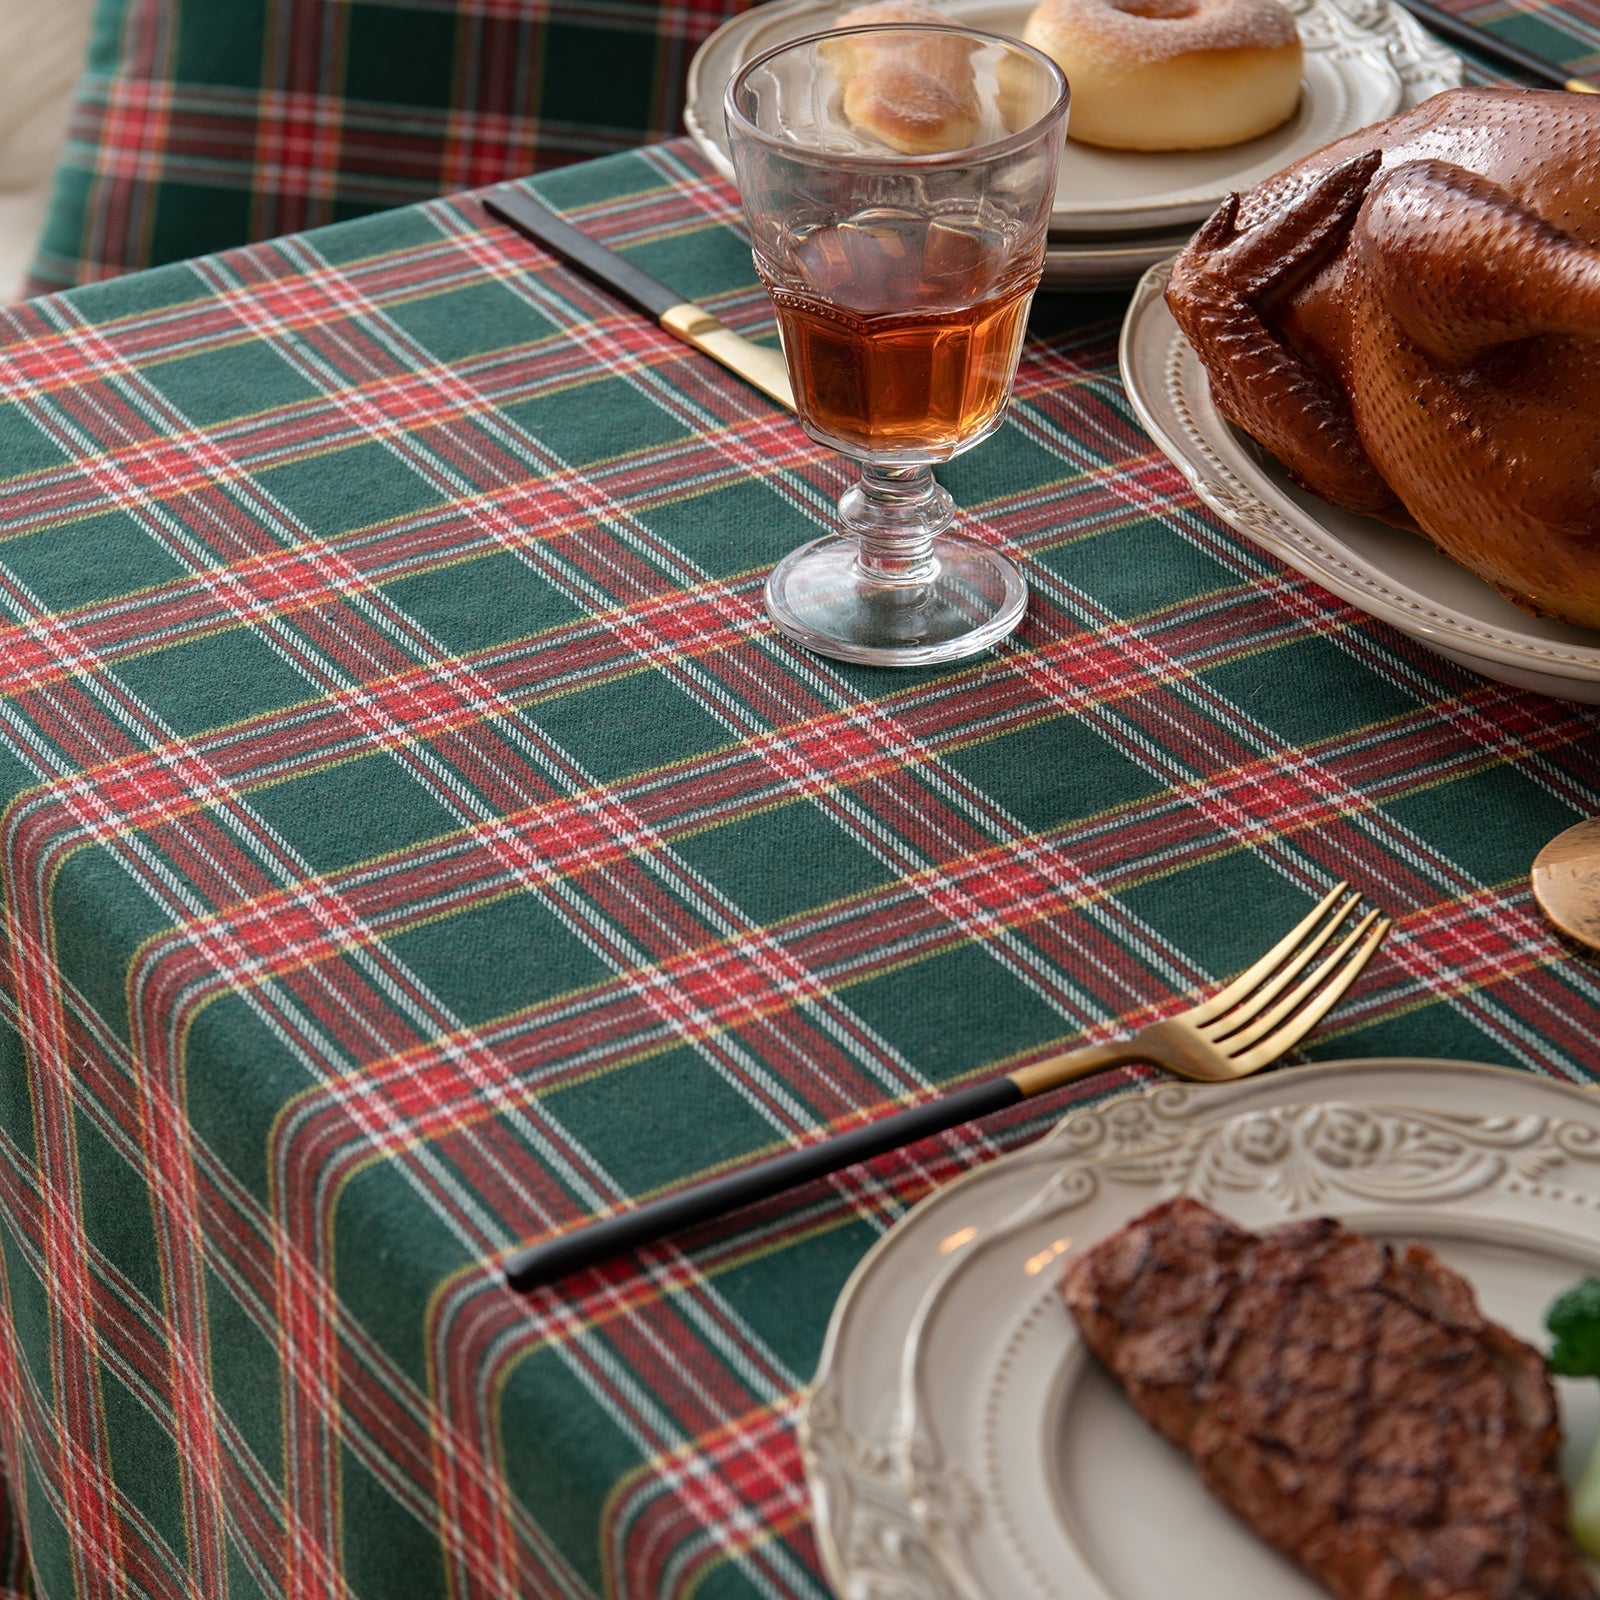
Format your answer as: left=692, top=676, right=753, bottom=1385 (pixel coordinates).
left=838, top=463, right=955, bottom=587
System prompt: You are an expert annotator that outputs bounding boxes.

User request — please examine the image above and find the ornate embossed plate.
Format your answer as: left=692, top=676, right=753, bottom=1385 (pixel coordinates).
left=1119, top=264, right=1600, bottom=701
left=797, top=1061, right=1600, bottom=1600
left=686, top=0, right=1460, bottom=248
left=900, top=1097, right=1600, bottom=1599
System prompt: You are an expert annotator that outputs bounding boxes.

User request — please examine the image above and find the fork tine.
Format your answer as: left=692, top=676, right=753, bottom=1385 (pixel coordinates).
left=1207, top=888, right=1366, bottom=1038
left=1226, top=914, right=1392, bottom=1072
left=1215, top=907, right=1385, bottom=1051
left=1187, top=881, right=1355, bottom=1025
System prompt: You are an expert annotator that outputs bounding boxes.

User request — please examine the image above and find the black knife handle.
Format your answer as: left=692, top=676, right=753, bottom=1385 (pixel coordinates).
left=484, top=189, right=685, bottom=321
left=503, top=1074, right=1025, bottom=1290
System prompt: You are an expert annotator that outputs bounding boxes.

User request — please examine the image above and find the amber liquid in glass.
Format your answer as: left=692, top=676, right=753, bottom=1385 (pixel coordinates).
left=760, top=213, right=1038, bottom=459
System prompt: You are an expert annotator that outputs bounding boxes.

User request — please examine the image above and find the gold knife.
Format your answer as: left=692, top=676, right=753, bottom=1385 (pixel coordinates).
left=483, top=188, right=795, bottom=411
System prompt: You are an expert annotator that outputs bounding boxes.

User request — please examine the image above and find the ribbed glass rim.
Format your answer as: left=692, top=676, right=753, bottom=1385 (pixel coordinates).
left=724, top=22, right=1071, bottom=169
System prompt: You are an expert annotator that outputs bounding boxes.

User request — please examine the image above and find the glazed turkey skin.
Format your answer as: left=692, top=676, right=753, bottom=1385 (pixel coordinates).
left=1165, top=87, right=1600, bottom=630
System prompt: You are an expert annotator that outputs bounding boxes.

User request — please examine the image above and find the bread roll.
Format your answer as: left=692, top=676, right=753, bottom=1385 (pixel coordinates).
left=1023, top=0, right=1302, bottom=151
left=823, top=2, right=982, bottom=154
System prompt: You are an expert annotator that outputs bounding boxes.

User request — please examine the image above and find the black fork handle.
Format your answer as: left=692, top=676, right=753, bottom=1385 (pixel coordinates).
left=504, top=1076, right=1023, bottom=1289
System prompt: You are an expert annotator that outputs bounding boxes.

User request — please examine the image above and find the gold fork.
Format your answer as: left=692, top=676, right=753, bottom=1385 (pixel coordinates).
left=505, top=882, right=1390, bottom=1289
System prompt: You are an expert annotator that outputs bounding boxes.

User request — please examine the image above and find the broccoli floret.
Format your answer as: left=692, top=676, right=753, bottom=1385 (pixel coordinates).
left=1546, top=1276, right=1600, bottom=1557
left=1549, top=1277, right=1600, bottom=1379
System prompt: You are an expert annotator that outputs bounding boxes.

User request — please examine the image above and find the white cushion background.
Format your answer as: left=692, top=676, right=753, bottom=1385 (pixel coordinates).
left=0, top=0, right=97, bottom=299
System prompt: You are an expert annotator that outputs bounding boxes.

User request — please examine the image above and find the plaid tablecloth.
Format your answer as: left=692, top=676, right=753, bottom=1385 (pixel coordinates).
left=1442, top=0, right=1600, bottom=76
left=3, top=25, right=1600, bottom=1599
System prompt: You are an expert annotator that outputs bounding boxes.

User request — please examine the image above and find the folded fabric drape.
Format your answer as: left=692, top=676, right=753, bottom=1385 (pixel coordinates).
left=27, top=0, right=763, bottom=295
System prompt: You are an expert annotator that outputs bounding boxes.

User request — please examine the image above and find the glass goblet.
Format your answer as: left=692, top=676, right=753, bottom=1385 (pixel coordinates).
left=725, top=23, right=1068, bottom=666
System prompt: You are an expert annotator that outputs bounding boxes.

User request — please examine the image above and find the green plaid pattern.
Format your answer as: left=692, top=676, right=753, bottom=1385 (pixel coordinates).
left=1436, top=0, right=1600, bottom=76
left=29, top=0, right=1600, bottom=299
left=4, top=26, right=1600, bottom=1600
left=27, top=0, right=762, bottom=295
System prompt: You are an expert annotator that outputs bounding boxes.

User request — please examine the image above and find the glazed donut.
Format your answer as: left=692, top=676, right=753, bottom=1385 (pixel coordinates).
left=1022, top=0, right=1302, bottom=150
left=823, top=1, right=981, bottom=154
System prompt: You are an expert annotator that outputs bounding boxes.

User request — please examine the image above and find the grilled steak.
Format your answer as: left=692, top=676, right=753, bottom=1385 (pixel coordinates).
left=1060, top=1197, right=1597, bottom=1600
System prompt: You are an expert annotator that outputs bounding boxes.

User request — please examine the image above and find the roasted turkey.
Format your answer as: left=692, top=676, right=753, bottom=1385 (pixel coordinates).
left=1165, top=87, right=1600, bottom=630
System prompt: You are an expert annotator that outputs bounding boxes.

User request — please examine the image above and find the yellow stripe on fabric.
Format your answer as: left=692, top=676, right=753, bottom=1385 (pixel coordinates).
left=596, top=1396, right=807, bottom=1600
left=157, top=818, right=1386, bottom=1161
left=674, top=1510, right=817, bottom=1600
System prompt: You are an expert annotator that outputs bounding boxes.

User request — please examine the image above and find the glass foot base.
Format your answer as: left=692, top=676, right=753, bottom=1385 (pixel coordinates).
left=765, top=533, right=1027, bottom=666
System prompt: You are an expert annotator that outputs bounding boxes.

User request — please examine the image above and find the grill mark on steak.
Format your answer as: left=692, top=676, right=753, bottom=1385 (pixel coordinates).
left=1060, top=1197, right=1598, bottom=1600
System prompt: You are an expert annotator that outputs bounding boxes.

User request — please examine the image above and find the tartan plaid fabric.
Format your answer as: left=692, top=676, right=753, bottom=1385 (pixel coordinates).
left=1435, top=0, right=1600, bottom=76
left=26, top=0, right=1600, bottom=301
left=3, top=50, right=1600, bottom=1600
left=26, top=0, right=762, bottom=295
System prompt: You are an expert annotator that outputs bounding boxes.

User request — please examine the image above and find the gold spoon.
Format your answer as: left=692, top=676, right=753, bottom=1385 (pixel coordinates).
left=1532, top=820, right=1600, bottom=952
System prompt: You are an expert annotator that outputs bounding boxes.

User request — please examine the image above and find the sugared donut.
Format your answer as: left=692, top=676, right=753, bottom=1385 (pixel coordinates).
left=824, top=1, right=981, bottom=155
left=1023, top=0, right=1302, bottom=150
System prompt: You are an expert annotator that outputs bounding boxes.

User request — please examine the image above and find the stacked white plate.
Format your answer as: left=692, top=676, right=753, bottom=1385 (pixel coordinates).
left=798, top=1059, right=1600, bottom=1598
left=685, top=0, right=1463, bottom=290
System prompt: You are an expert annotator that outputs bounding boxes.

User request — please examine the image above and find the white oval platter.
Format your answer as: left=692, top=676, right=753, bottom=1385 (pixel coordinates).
left=1118, top=262, right=1600, bottom=702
